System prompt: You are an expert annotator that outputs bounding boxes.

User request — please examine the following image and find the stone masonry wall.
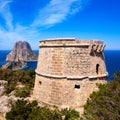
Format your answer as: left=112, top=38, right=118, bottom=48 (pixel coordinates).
left=33, top=38, right=108, bottom=114
left=64, top=46, right=90, bottom=76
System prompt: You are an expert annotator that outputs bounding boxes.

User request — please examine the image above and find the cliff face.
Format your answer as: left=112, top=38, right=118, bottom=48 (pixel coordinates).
left=2, top=41, right=38, bottom=70
left=6, top=41, right=37, bottom=62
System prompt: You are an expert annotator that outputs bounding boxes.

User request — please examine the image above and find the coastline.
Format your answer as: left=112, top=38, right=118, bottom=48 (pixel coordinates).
left=0, top=50, right=120, bottom=80
left=25, top=60, right=38, bottom=62
left=10, top=60, right=38, bottom=71
left=12, top=62, right=27, bottom=71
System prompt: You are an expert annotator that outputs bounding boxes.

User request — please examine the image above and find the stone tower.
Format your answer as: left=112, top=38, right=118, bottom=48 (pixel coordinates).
left=33, top=38, right=108, bottom=113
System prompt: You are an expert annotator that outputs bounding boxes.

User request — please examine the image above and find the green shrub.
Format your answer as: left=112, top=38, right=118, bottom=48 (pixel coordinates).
left=0, top=69, right=14, bottom=81
left=0, top=68, right=35, bottom=95
left=5, top=80, right=16, bottom=94
left=6, top=100, right=62, bottom=120
left=61, top=109, right=79, bottom=120
left=81, top=71, right=120, bottom=120
left=15, top=86, right=30, bottom=98
left=6, top=99, right=38, bottom=120
left=6, top=99, right=80, bottom=120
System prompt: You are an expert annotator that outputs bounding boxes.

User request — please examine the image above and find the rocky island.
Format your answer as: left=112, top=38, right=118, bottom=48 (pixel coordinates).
left=2, top=41, right=38, bottom=70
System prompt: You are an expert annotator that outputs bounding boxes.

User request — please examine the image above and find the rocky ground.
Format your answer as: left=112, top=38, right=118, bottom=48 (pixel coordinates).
left=0, top=80, right=13, bottom=117
left=0, top=79, right=34, bottom=120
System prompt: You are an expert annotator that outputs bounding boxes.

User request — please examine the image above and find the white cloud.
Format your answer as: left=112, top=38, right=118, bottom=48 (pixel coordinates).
left=0, top=0, right=88, bottom=49
left=0, top=23, right=42, bottom=49
left=32, top=0, right=82, bottom=27
left=0, top=0, right=11, bottom=9
left=0, top=0, right=13, bottom=30
left=0, top=0, right=40, bottom=49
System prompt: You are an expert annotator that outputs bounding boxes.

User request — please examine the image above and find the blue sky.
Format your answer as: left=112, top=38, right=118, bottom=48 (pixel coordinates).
left=0, top=0, right=120, bottom=50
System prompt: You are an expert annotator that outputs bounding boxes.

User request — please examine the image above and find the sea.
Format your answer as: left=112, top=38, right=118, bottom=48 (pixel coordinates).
left=0, top=50, right=120, bottom=81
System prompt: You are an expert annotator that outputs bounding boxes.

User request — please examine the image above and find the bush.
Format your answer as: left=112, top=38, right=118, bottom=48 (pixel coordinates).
left=6, top=100, right=80, bottom=120
left=6, top=100, right=62, bottom=120
left=28, top=106, right=62, bottom=120
left=6, top=99, right=38, bottom=120
left=15, top=86, right=30, bottom=98
left=0, top=68, right=35, bottom=95
left=61, top=108, right=79, bottom=120
left=5, top=80, right=16, bottom=94
left=0, top=69, right=14, bottom=81
left=81, top=71, right=120, bottom=120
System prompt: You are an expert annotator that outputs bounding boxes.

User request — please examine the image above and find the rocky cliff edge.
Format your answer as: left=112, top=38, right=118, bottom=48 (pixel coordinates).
left=2, top=41, right=38, bottom=70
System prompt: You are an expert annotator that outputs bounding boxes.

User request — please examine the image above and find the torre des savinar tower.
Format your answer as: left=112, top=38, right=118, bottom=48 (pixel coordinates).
left=33, top=38, right=108, bottom=113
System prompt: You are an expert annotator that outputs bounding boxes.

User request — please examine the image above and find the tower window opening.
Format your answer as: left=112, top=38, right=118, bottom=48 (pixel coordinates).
left=74, top=84, right=80, bottom=89
left=96, top=64, right=100, bottom=74
left=39, top=81, right=42, bottom=84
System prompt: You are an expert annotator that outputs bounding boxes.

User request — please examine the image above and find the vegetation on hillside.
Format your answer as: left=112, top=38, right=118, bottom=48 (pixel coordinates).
left=0, top=68, right=79, bottom=120
left=0, top=68, right=35, bottom=97
left=1, top=68, right=120, bottom=119
left=5, top=99, right=80, bottom=120
left=81, top=71, right=120, bottom=120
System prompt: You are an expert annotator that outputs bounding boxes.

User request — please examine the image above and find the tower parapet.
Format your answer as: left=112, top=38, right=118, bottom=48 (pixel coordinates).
left=33, top=38, right=108, bottom=113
